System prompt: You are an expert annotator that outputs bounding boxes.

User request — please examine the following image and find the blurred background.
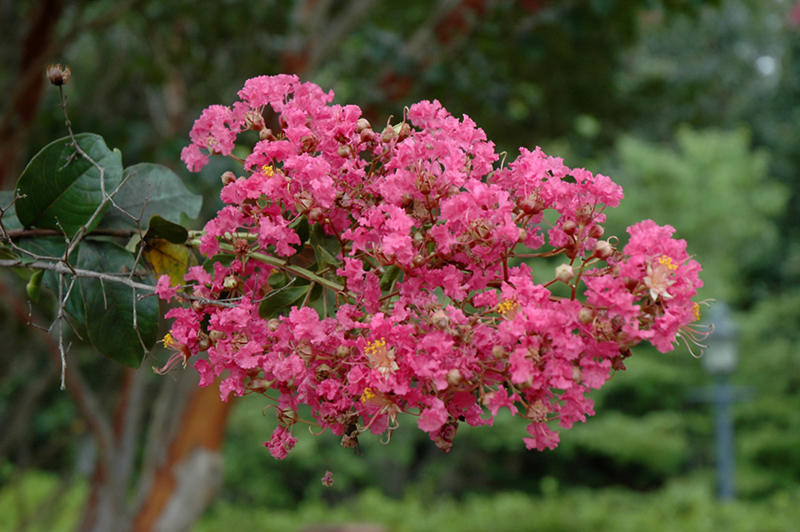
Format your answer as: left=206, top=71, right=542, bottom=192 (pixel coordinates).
left=2, top=0, right=800, bottom=531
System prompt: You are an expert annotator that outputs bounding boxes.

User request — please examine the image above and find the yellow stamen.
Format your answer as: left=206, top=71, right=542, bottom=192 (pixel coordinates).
left=360, top=387, right=376, bottom=403
left=658, top=255, right=678, bottom=271
left=161, top=333, right=175, bottom=349
left=692, top=302, right=701, bottom=321
left=365, top=338, right=386, bottom=356
left=364, top=338, right=398, bottom=375
left=262, top=164, right=275, bottom=176
left=497, top=299, right=520, bottom=318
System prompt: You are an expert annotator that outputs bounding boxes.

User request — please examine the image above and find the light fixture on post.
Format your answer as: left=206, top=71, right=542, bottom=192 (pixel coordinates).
left=703, top=302, right=739, bottom=501
left=703, top=302, right=738, bottom=377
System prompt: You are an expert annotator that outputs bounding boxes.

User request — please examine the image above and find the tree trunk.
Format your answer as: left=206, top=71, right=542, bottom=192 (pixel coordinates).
left=0, top=0, right=64, bottom=188
left=130, top=375, right=235, bottom=532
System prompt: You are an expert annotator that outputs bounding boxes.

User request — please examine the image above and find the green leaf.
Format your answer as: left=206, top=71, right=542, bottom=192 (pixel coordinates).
left=0, top=246, right=33, bottom=282
left=15, top=133, right=123, bottom=236
left=258, top=284, right=310, bottom=319
left=78, top=241, right=158, bottom=367
left=97, top=163, right=202, bottom=231
left=203, top=253, right=234, bottom=273
left=289, top=216, right=311, bottom=257
left=314, top=244, right=340, bottom=268
left=26, top=269, right=44, bottom=302
left=268, top=271, right=288, bottom=288
left=311, top=223, right=340, bottom=252
left=380, top=265, right=403, bottom=292
left=17, top=237, right=85, bottom=322
left=145, top=215, right=189, bottom=244
left=0, top=191, right=23, bottom=231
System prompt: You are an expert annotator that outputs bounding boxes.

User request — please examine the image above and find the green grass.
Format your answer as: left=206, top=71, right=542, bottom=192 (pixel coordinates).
left=3, top=467, right=799, bottom=532
left=0, top=467, right=87, bottom=532
left=197, top=476, right=800, bottom=532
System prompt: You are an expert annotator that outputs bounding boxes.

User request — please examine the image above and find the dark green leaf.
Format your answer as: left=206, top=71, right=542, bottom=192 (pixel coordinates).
left=145, top=215, right=189, bottom=244
left=78, top=241, right=158, bottom=367
left=380, top=265, right=403, bottom=292
left=15, top=133, right=122, bottom=236
left=268, top=271, right=288, bottom=288
left=97, top=163, right=202, bottom=231
left=310, top=223, right=341, bottom=258
left=258, top=284, right=310, bottom=319
left=203, top=253, right=234, bottom=273
left=308, top=282, right=323, bottom=303
left=289, top=216, right=311, bottom=256
left=314, top=244, right=340, bottom=268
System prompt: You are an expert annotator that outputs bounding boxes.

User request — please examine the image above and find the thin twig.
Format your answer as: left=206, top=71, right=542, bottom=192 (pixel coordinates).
left=0, top=258, right=156, bottom=292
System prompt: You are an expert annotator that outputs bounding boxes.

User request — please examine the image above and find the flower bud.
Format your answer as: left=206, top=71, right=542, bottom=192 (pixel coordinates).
left=431, top=309, right=449, bottom=329
left=308, top=208, right=325, bottom=223
left=196, top=331, right=211, bottom=352
left=412, top=254, right=426, bottom=267
left=517, top=228, right=528, bottom=243
left=300, top=135, right=318, bottom=152
left=519, top=193, right=543, bottom=215
left=360, top=128, right=375, bottom=142
left=249, top=378, right=270, bottom=393
left=335, top=345, right=351, bottom=358
left=589, top=224, right=605, bottom=239
left=223, top=275, right=239, bottom=290
left=554, top=264, right=574, bottom=283
left=593, top=240, right=614, bottom=259
left=578, top=306, right=594, bottom=324
left=47, top=64, right=71, bottom=86
left=337, top=144, right=352, bottom=158
left=447, top=368, right=462, bottom=386
left=209, top=330, right=227, bottom=343
left=561, top=220, right=577, bottom=236
left=259, top=128, right=277, bottom=141
left=564, top=243, right=579, bottom=260
left=221, top=171, right=237, bottom=185
left=356, top=118, right=371, bottom=133
left=267, top=318, right=281, bottom=332
left=381, top=125, right=395, bottom=143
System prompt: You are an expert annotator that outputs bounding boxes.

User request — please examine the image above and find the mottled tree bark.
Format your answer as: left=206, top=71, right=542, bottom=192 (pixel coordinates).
left=0, top=0, right=64, bottom=188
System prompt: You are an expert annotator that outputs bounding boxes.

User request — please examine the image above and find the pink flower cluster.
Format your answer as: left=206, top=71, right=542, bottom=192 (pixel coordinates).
left=162, top=74, right=703, bottom=459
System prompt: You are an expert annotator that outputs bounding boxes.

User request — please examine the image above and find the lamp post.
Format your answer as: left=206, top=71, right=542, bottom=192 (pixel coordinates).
left=702, top=302, right=738, bottom=501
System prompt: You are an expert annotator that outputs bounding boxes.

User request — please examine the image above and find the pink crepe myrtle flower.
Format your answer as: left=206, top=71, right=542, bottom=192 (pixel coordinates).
left=165, top=74, right=707, bottom=459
